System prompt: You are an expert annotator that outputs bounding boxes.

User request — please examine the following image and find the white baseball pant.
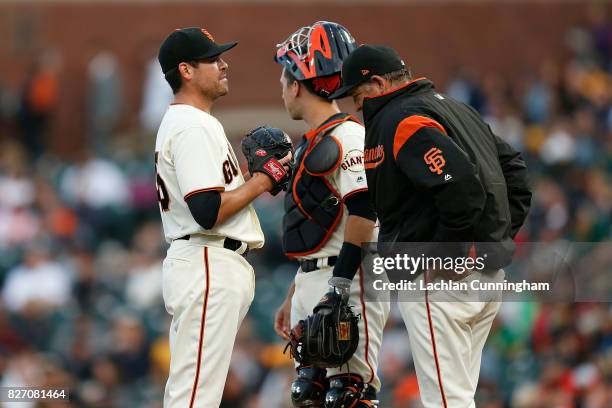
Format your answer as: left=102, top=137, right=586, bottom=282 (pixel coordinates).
left=398, top=269, right=504, bottom=408
left=162, top=239, right=255, bottom=408
left=291, top=266, right=390, bottom=392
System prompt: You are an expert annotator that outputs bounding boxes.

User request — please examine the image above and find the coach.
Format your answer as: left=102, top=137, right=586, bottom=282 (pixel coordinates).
left=330, top=44, right=531, bottom=407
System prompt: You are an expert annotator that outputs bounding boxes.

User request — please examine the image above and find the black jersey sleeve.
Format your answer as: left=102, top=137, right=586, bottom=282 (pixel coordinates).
left=393, top=116, right=486, bottom=242
left=492, top=130, right=532, bottom=237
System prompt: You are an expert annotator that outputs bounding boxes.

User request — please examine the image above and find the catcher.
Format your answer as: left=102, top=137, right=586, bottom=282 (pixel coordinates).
left=261, top=21, right=389, bottom=407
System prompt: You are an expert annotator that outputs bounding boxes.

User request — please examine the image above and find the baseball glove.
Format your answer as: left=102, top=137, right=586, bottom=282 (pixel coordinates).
left=242, top=126, right=294, bottom=195
left=285, top=291, right=359, bottom=368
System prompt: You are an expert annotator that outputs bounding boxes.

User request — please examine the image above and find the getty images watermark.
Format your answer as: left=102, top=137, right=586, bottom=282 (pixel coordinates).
left=371, top=252, right=549, bottom=293
left=360, top=242, right=612, bottom=302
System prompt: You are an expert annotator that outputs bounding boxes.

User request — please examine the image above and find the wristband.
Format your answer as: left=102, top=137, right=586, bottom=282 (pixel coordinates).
left=331, top=242, right=362, bottom=281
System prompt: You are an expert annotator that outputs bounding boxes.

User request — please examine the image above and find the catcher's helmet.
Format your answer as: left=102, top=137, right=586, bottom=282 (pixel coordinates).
left=275, top=21, right=357, bottom=81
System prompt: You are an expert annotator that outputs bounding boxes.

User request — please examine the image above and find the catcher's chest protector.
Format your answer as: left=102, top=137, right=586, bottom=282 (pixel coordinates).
left=282, top=114, right=357, bottom=257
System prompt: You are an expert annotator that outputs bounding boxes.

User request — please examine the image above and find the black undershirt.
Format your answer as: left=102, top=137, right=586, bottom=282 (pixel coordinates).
left=185, top=190, right=221, bottom=230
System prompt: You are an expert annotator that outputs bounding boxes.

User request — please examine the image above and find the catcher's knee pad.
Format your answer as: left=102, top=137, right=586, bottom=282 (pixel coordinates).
left=324, top=374, right=377, bottom=408
left=291, top=365, right=329, bottom=407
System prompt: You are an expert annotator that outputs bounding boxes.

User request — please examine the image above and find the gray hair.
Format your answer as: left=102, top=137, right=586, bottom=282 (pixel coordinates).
left=381, top=68, right=412, bottom=85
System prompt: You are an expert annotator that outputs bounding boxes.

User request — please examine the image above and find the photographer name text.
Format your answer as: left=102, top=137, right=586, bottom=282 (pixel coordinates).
left=373, top=279, right=550, bottom=293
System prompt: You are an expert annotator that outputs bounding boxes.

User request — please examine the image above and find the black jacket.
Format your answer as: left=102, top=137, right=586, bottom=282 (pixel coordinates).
left=363, top=78, right=531, bottom=262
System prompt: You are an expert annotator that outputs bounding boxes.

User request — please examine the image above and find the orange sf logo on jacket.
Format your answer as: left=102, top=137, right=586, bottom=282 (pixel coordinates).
left=424, top=147, right=446, bottom=174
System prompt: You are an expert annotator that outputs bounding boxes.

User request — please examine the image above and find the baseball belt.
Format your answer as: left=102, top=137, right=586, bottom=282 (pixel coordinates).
left=299, top=256, right=338, bottom=272
left=176, top=235, right=249, bottom=256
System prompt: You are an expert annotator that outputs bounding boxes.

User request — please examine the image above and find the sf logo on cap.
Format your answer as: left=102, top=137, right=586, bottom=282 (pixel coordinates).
left=424, top=147, right=446, bottom=175
left=201, top=29, right=214, bottom=41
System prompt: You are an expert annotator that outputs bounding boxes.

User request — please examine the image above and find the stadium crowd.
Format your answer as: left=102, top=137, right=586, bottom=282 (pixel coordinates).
left=0, top=15, right=610, bottom=408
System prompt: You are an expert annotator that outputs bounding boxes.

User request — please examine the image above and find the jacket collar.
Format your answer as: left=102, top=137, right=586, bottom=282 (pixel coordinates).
left=362, top=77, right=434, bottom=123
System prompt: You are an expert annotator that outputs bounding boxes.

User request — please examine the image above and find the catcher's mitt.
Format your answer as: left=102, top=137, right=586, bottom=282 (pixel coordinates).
left=285, top=291, right=359, bottom=368
left=241, top=126, right=294, bottom=195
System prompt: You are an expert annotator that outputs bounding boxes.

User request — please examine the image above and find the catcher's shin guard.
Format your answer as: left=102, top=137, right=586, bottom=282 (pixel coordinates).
left=324, top=374, right=378, bottom=408
left=291, top=365, right=329, bottom=407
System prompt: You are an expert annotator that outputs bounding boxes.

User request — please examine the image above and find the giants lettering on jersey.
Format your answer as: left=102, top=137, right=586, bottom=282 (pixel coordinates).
left=364, top=145, right=385, bottom=170
left=222, top=154, right=239, bottom=184
left=340, top=149, right=364, bottom=173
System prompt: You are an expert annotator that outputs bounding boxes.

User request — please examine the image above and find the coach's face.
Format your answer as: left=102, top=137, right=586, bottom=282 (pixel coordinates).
left=189, top=55, right=229, bottom=99
left=348, top=82, right=375, bottom=112
left=349, top=76, right=387, bottom=112
left=280, top=69, right=301, bottom=120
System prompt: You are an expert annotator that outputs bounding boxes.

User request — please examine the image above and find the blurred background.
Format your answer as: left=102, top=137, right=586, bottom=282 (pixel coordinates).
left=0, top=0, right=610, bottom=407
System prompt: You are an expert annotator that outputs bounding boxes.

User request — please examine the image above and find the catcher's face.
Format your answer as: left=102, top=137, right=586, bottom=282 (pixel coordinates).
left=280, top=69, right=302, bottom=120
left=183, top=55, right=229, bottom=99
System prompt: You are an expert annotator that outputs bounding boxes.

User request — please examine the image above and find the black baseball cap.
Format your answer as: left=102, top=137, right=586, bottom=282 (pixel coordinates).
left=158, top=27, right=237, bottom=74
left=329, top=44, right=405, bottom=99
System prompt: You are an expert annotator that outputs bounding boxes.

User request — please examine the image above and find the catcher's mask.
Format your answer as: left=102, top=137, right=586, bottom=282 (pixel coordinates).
left=275, top=21, right=357, bottom=84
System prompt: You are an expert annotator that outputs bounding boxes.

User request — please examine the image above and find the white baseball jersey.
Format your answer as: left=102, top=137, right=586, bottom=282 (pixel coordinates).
left=299, top=120, right=371, bottom=260
left=157, top=103, right=263, bottom=407
left=154, top=104, right=264, bottom=248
